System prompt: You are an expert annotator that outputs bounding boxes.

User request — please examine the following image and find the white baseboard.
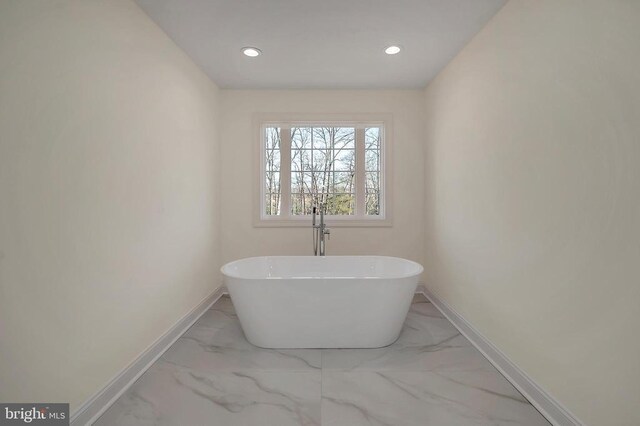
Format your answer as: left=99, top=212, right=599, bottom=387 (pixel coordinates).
left=417, top=286, right=583, bottom=426
left=70, top=286, right=227, bottom=426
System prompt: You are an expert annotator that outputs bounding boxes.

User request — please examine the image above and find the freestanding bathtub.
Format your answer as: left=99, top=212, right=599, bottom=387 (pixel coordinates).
left=221, top=256, right=423, bottom=349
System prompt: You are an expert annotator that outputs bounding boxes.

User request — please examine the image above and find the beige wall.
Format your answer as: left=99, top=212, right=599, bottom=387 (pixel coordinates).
left=219, top=90, right=425, bottom=267
left=423, top=1, right=640, bottom=425
left=0, top=0, right=221, bottom=412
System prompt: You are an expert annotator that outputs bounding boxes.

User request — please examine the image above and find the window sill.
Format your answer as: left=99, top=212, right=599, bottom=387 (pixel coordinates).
left=253, top=217, right=392, bottom=228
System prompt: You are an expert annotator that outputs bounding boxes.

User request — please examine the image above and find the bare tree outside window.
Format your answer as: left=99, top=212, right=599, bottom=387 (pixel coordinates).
left=264, top=127, right=281, bottom=215
left=263, top=123, right=383, bottom=219
left=365, top=127, right=381, bottom=215
left=291, top=127, right=355, bottom=215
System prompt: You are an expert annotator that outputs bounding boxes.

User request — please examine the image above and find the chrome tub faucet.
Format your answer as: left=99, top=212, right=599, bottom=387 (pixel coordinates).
left=312, top=204, right=330, bottom=256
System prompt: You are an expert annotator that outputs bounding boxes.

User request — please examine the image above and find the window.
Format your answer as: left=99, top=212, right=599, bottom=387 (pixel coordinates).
left=256, top=114, right=391, bottom=227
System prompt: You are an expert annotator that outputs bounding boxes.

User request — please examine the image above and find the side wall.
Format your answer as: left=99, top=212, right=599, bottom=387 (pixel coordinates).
left=0, top=0, right=222, bottom=412
left=423, top=1, right=640, bottom=425
left=219, top=90, right=425, bottom=267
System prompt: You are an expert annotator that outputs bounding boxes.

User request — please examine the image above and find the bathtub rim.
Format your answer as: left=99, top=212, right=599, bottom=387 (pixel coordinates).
left=220, top=255, right=424, bottom=281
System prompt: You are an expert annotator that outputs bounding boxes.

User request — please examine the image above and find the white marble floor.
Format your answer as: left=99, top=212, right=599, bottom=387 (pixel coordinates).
left=95, top=295, right=551, bottom=426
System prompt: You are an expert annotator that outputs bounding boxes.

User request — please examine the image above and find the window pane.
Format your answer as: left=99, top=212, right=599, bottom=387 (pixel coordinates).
left=312, top=127, right=355, bottom=150
left=291, top=149, right=311, bottom=172
left=365, top=171, right=380, bottom=193
left=291, top=193, right=315, bottom=216
left=266, top=127, right=281, bottom=150
left=312, top=171, right=331, bottom=193
left=326, top=193, right=355, bottom=215
left=265, top=127, right=281, bottom=171
left=312, top=149, right=329, bottom=171
left=291, top=171, right=312, bottom=194
left=265, top=171, right=280, bottom=194
left=334, top=171, right=355, bottom=193
left=365, top=127, right=380, bottom=150
left=335, top=149, right=355, bottom=171
left=291, top=127, right=311, bottom=149
left=290, top=193, right=302, bottom=215
left=334, top=127, right=355, bottom=150
left=312, top=127, right=329, bottom=150
left=364, top=128, right=381, bottom=217
left=366, top=192, right=380, bottom=216
left=265, top=193, right=281, bottom=216
left=365, top=149, right=379, bottom=172
left=266, top=149, right=280, bottom=171
left=265, top=127, right=282, bottom=217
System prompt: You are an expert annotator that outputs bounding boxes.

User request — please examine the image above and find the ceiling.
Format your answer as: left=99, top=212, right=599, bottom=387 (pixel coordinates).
left=135, top=0, right=506, bottom=89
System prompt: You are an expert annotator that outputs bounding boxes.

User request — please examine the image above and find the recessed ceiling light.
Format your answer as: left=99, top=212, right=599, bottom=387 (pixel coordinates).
left=384, top=45, right=402, bottom=55
left=242, top=47, right=262, bottom=57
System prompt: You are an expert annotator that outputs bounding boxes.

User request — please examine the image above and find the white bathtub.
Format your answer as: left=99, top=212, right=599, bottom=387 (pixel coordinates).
left=221, top=256, right=423, bottom=349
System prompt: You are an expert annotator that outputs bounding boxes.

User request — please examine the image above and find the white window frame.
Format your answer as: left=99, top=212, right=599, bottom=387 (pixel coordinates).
left=253, top=113, right=393, bottom=227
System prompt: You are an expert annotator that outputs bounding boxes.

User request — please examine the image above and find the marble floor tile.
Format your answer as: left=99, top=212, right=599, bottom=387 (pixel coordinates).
left=321, top=370, right=550, bottom=426
left=163, top=319, right=321, bottom=371
left=97, top=296, right=550, bottom=426
left=209, top=295, right=237, bottom=317
left=322, top=302, right=493, bottom=373
left=161, top=298, right=321, bottom=371
left=398, top=300, right=467, bottom=346
left=95, top=360, right=321, bottom=426
left=412, top=293, right=428, bottom=303
left=189, top=296, right=237, bottom=330
left=322, top=337, right=494, bottom=373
